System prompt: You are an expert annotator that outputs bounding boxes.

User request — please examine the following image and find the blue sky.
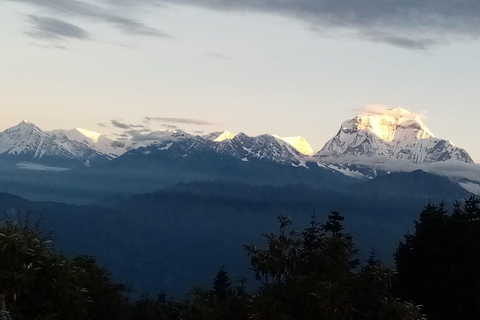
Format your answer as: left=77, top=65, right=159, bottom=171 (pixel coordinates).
left=1, top=1, right=480, bottom=160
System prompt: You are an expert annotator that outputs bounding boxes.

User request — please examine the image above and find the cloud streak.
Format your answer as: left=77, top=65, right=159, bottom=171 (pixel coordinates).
left=26, top=15, right=90, bottom=40
left=130, top=130, right=178, bottom=142
left=160, top=124, right=179, bottom=129
left=111, top=120, right=148, bottom=130
left=11, top=0, right=172, bottom=41
left=158, top=0, right=480, bottom=50
left=145, top=116, right=219, bottom=126
left=12, top=0, right=480, bottom=49
left=352, top=105, right=427, bottom=121
left=97, top=122, right=110, bottom=128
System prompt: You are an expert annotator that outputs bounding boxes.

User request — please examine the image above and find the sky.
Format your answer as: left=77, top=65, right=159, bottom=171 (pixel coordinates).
left=1, top=0, right=480, bottom=160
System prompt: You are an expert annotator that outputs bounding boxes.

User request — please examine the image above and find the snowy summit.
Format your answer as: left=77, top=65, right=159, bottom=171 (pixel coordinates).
left=318, top=107, right=473, bottom=164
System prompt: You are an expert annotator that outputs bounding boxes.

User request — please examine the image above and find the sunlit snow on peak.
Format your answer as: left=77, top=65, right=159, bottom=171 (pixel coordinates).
left=319, top=106, right=473, bottom=164
left=214, top=131, right=236, bottom=142
left=274, top=135, right=315, bottom=156
left=354, top=107, right=434, bottom=142
left=75, top=128, right=102, bottom=143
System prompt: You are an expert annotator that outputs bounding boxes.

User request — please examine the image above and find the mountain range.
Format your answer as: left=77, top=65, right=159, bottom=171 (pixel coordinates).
left=0, top=107, right=478, bottom=297
left=0, top=120, right=316, bottom=168
left=0, top=108, right=474, bottom=169
left=0, top=107, right=477, bottom=200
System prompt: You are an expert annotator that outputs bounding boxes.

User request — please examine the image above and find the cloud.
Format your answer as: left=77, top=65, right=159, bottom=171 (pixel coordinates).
left=145, top=116, right=219, bottom=126
left=421, top=161, right=480, bottom=184
left=11, top=0, right=480, bottom=49
left=130, top=130, right=179, bottom=142
left=31, top=43, right=69, bottom=50
left=26, top=15, right=90, bottom=40
left=353, top=105, right=427, bottom=120
left=123, top=128, right=152, bottom=135
left=102, top=16, right=171, bottom=38
left=111, top=120, right=147, bottom=129
left=112, top=133, right=130, bottom=140
left=161, top=124, right=178, bottom=129
left=359, top=31, right=440, bottom=51
left=205, top=52, right=233, bottom=60
left=97, top=122, right=110, bottom=128
left=11, top=0, right=172, bottom=40
left=157, top=0, right=480, bottom=50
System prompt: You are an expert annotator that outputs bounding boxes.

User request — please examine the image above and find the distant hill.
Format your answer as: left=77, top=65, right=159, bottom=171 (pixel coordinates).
left=0, top=173, right=471, bottom=296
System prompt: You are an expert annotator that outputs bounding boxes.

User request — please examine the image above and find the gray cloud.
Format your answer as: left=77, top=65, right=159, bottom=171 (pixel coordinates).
left=11, top=0, right=480, bottom=49
left=158, top=0, right=480, bottom=50
left=352, top=105, right=427, bottom=120
left=111, top=120, right=132, bottom=129
left=26, top=15, right=90, bottom=40
left=123, top=128, right=152, bottom=135
left=161, top=124, right=178, bottom=129
left=31, top=43, right=69, bottom=50
left=12, top=0, right=172, bottom=39
left=111, top=120, right=147, bottom=130
left=145, top=116, right=219, bottom=126
left=130, top=130, right=178, bottom=141
left=105, top=0, right=166, bottom=8
left=106, top=16, right=170, bottom=37
left=97, top=122, right=110, bottom=128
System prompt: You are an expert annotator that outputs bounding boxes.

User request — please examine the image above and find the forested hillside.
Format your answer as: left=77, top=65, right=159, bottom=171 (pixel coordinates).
left=2, top=196, right=480, bottom=319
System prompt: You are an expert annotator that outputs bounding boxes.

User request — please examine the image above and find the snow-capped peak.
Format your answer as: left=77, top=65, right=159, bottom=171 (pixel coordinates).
left=0, top=120, right=46, bottom=156
left=318, top=107, right=473, bottom=164
left=15, top=119, right=37, bottom=129
left=352, top=107, right=434, bottom=142
left=273, top=135, right=314, bottom=156
left=209, top=130, right=314, bottom=156
left=213, top=131, right=236, bottom=142
left=75, top=128, right=102, bottom=143
left=50, top=128, right=127, bottom=159
left=0, top=120, right=109, bottom=166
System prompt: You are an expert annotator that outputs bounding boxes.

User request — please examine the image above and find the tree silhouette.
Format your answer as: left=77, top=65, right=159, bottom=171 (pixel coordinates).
left=212, top=265, right=232, bottom=300
left=0, top=218, right=130, bottom=320
left=244, top=212, right=424, bottom=320
left=395, top=197, right=480, bottom=320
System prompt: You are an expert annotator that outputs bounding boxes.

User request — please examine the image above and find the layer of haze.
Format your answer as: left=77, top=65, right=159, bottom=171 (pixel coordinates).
left=1, top=1, right=480, bottom=160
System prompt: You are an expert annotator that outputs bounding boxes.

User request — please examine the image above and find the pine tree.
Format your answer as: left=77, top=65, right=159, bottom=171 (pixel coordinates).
left=463, top=195, right=480, bottom=219
left=452, top=200, right=462, bottom=216
left=395, top=198, right=480, bottom=320
left=212, top=266, right=232, bottom=300
left=235, top=277, right=247, bottom=297
left=322, top=211, right=345, bottom=236
left=298, top=213, right=325, bottom=275
left=244, top=211, right=424, bottom=320
left=366, top=248, right=380, bottom=267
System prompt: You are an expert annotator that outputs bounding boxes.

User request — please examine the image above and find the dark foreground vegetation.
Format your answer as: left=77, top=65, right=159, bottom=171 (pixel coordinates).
left=1, top=196, right=480, bottom=320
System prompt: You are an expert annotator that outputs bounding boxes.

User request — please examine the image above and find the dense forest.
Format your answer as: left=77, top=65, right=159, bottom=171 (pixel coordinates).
left=1, top=196, right=480, bottom=320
